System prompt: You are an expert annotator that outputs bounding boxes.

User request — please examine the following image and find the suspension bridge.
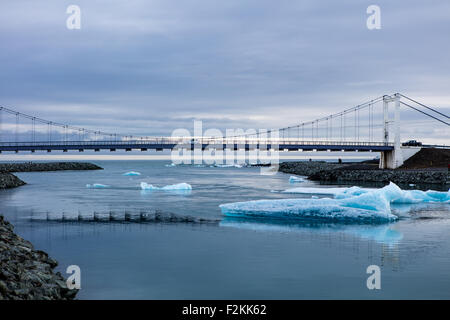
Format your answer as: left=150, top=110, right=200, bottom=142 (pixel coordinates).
left=0, top=93, right=448, bottom=169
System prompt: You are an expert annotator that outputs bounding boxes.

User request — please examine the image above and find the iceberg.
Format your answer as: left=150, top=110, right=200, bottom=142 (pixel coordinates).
left=123, top=171, right=141, bottom=176
left=220, top=182, right=449, bottom=223
left=289, top=176, right=305, bottom=183
left=334, top=183, right=450, bottom=204
left=86, top=183, right=110, bottom=189
left=220, top=196, right=396, bottom=223
left=283, top=183, right=449, bottom=204
left=140, top=182, right=192, bottom=191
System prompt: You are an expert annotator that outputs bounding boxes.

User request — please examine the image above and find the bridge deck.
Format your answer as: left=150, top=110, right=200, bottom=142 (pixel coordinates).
left=0, top=140, right=395, bottom=153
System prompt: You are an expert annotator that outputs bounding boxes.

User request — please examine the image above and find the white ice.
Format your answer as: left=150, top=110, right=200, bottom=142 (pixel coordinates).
left=165, top=163, right=177, bottom=167
left=86, top=183, right=110, bottom=189
left=289, top=176, right=305, bottom=183
left=140, top=182, right=192, bottom=191
left=123, top=171, right=141, bottom=176
left=220, top=183, right=449, bottom=223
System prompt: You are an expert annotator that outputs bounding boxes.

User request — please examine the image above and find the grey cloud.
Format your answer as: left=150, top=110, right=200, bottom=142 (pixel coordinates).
left=0, top=0, right=449, bottom=142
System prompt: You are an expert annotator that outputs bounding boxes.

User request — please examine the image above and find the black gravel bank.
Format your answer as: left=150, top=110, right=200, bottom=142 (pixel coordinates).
left=0, top=162, right=102, bottom=173
left=279, top=161, right=448, bottom=185
left=0, top=215, right=78, bottom=300
left=279, top=148, right=449, bottom=185
left=308, top=168, right=448, bottom=185
left=0, top=162, right=103, bottom=189
left=0, top=173, right=26, bottom=189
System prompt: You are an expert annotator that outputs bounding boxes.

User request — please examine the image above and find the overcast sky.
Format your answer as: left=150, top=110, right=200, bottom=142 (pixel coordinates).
left=0, top=0, right=449, bottom=143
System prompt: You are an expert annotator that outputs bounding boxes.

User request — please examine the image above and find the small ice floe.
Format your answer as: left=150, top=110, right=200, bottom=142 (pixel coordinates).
left=123, top=171, right=141, bottom=176
left=210, top=163, right=245, bottom=168
left=289, top=176, right=305, bottom=183
left=140, top=182, right=192, bottom=191
left=165, top=163, right=177, bottom=167
left=86, top=183, right=110, bottom=189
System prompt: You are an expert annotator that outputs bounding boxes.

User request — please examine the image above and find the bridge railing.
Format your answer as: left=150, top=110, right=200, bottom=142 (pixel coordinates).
left=0, top=138, right=394, bottom=147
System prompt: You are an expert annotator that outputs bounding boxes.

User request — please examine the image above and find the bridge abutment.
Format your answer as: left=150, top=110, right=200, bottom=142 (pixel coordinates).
left=379, top=147, right=421, bottom=169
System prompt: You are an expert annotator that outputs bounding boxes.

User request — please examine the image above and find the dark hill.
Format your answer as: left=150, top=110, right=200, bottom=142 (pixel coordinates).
left=400, top=148, right=450, bottom=169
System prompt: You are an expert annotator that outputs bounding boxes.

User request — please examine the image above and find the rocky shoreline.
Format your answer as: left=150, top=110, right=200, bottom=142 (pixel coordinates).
left=0, top=162, right=103, bottom=173
left=308, top=167, right=448, bottom=185
left=279, top=148, right=450, bottom=185
left=0, top=162, right=103, bottom=189
left=279, top=161, right=449, bottom=185
left=0, top=172, right=26, bottom=189
left=0, top=215, right=78, bottom=300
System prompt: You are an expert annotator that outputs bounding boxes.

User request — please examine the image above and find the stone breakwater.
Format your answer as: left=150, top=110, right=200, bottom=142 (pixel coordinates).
left=0, top=162, right=103, bottom=189
left=0, top=162, right=103, bottom=173
left=308, top=168, right=449, bottom=185
left=279, top=161, right=449, bottom=185
left=0, top=215, right=78, bottom=300
left=278, top=161, right=350, bottom=176
left=0, top=172, right=26, bottom=189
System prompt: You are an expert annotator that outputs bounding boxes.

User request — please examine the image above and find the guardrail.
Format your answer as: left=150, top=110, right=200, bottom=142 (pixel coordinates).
left=0, top=139, right=395, bottom=147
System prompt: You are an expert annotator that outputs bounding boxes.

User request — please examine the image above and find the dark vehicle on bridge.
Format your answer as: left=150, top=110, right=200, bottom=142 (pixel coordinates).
left=402, top=140, right=423, bottom=146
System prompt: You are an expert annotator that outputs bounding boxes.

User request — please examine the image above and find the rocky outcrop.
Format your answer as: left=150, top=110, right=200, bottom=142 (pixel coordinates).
left=0, top=215, right=78, bottom=300
left=0, top=162, right=102, bottom=190
left=278, top=161, right=348, bottom=176
left=308, top=168, right=449, bottom=185
left=0, top=162, right=103, bottom=173
left=0, top=173, right=26, bottom=189
left=279, top=159, right=449, bottom=185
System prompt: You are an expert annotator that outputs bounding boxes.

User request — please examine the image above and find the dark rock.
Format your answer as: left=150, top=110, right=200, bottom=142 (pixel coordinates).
left=0, top=215, right=78, bottom=300
left=279, top=161, right=349, bottom=176
left=0, top=161, right=103, bottom=173
left=0, top=173, right=26, bottom=189
left=279, top=159, right=449, bottom=185
left=308, top=168, right=448, bottom=185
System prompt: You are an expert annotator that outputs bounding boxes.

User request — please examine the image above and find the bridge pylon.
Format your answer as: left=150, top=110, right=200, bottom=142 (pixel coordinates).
left=379, top=93, right=404, bottom=169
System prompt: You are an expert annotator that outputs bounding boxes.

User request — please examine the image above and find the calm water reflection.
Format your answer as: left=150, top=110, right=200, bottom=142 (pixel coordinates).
left=0, top=160, right=449, bottom=299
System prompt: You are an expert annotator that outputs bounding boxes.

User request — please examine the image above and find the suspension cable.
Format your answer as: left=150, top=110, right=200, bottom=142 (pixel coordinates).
left=400, top=101, right=449, bottom=126
left=400, top=94, right=449, bottom=119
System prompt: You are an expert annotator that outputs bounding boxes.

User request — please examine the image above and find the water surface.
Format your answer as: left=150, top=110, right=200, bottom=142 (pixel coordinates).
left=0, top=160, right=449, bottom=299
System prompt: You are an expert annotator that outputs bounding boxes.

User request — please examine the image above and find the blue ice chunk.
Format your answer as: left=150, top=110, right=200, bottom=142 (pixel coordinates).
left=140, top=182, right=192, bottom=191
left=289, top=176, right=305, bottom=183
left=220, top=195, right=396, bottom=223
left=123, top=171, right=141, bottom=176
left=86, top=183, right=110, bottom=189
left=220, top=182, right=449, bottom=223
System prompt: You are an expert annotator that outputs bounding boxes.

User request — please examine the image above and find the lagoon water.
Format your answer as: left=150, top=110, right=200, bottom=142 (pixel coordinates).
left=1, top=160, right=449, bottom=299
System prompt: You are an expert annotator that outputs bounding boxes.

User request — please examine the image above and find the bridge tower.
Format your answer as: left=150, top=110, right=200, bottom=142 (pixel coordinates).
left=379, top=93, right=404, bottom=169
